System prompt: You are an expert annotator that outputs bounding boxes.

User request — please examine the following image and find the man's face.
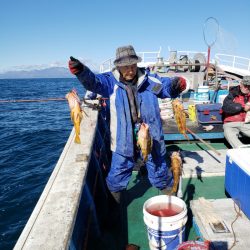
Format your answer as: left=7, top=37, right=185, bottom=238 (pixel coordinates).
left=240, top=82, right=250, bottom=94
left=118, top=64, right=137, bottom=81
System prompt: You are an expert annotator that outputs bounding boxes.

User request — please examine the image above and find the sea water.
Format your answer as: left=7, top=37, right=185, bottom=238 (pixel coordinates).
left=0, top=78, right=85, bottom=250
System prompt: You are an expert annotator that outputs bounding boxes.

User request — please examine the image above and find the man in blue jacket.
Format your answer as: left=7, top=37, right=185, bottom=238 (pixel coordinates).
left=68, top=45, right=186, bottom=203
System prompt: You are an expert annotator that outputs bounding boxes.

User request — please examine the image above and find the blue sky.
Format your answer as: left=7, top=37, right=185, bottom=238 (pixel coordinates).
left=1, top=0, right=250, bottom=72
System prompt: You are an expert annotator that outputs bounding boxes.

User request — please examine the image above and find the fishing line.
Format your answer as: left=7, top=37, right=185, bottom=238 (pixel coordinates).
left=0, top=109, right=44, bottom=113
left=0, top=97, right=108, bottom=104
left=0, top=97, right=66, bottom=103
left=0, top=97, right=109, bottom=113
left=0, top=98, right=67, bottom=113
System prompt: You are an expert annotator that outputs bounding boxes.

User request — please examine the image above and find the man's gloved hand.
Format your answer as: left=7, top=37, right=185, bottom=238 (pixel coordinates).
left=171, top=77, right=187, bottom=93
left=68, top=56, right=84, bottom=75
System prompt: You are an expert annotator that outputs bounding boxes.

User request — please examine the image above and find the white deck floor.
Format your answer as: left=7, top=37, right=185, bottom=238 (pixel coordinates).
left=181, top=149, right=227, bottom=178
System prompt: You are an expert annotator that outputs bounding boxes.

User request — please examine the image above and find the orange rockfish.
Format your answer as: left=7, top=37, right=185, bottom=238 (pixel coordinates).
left=65, top=89, right=83, bottom=144
left=170, top=151, right=182, bottom=195
left=172, top=99, right=189, bottom=140
left=137, top=123, right=153, bottom=162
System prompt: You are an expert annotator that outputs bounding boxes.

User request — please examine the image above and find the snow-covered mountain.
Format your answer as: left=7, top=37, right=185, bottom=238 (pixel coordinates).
left=0, top=67, right=73, bottom=79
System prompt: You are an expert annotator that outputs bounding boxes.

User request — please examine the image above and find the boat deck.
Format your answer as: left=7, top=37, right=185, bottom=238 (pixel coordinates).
left=91, top=142, right=233, bottom=250
left=191, top=198, right=250, bottom=250
left=126, top=142, right=230, bottom=249
left=94, top=174, right=227, bottom=249
left=162, top=116, right=224, bottom=141
left=15, top=100, right=250, bottom=250
left=126, top=173, right=227, bottom=249
left=173, top=144, right=227, bottom=178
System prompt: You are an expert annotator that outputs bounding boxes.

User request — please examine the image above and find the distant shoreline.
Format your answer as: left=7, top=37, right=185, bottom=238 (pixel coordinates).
left=0, top=67, right=74, bottom=79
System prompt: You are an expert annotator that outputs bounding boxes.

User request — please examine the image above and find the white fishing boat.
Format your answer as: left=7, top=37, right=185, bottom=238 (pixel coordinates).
left=14, top=46, right=250, bottom=250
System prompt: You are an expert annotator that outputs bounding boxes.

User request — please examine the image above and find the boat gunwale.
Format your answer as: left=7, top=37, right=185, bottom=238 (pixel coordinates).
left=14, top=100, right=99, bottom=249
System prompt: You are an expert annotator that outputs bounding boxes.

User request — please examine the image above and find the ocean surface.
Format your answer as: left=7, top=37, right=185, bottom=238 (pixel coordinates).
left=0, top=78, right=85, bottom=250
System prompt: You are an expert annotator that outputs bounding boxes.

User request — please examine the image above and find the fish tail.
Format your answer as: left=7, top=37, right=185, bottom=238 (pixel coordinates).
left=73, top=120, right=81, bottom=144
left=171, top=184, right=178, bottom=194
left=170, top=154, right=182, bottom=194
left=74, top=134, right=81, bottom=144
left=171, top=172, right=179, bottom=194
left=143, top=155, right=148, bottom=162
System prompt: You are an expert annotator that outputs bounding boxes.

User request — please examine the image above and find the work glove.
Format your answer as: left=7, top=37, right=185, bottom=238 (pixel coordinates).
left=171, top=77, right=187, bottom=93
left=68, top=56, right=84, bottom=75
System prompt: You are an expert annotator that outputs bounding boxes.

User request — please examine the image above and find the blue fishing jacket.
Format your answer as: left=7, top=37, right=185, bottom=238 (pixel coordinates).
left=76, top=67, right=179, bottom=158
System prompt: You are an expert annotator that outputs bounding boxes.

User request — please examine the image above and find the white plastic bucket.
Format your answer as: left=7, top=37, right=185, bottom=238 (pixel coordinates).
left=143, top=195, right=187, bottom=250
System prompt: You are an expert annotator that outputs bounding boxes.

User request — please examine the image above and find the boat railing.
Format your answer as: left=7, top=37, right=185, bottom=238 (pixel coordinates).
left=215, top=53, right=250, bottom=71
left=173, top=50, right=207, bottom=58
left=99, top=47, right=162, bottom=73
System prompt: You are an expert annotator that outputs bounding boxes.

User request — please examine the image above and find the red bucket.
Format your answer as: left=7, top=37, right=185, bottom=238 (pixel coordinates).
left=177, top=240, right=209, bottom=250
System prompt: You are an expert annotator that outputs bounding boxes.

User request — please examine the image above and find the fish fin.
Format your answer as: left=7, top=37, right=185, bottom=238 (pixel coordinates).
left=70, top=111, right=74, bottom=121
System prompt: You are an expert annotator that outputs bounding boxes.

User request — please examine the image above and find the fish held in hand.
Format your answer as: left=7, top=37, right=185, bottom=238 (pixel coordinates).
left=137, top=123, right=153, bottom=162
left=172, top=99, right=188, bottom=140
left=170, top=151, right=182, bottom=195
left=65, top=89, right=83, bottom=144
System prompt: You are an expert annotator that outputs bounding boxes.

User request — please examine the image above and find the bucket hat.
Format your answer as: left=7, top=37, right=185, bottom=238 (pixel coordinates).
left=242, top=75, right=250, bottom=85
left=113, top=45, right=142, bottom=66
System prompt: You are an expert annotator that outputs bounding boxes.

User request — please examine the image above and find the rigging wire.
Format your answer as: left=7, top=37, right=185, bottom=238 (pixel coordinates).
left=0, top=97, right=66, bottom=103
left=0, top=97, right=108, bottom=112
left=0, top=97, right=108, bottom=104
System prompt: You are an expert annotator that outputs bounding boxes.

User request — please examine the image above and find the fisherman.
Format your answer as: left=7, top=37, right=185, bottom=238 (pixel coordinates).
left=222, top=75, right=250, bottom=148
left=68, top=45, right=186, bottom=204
